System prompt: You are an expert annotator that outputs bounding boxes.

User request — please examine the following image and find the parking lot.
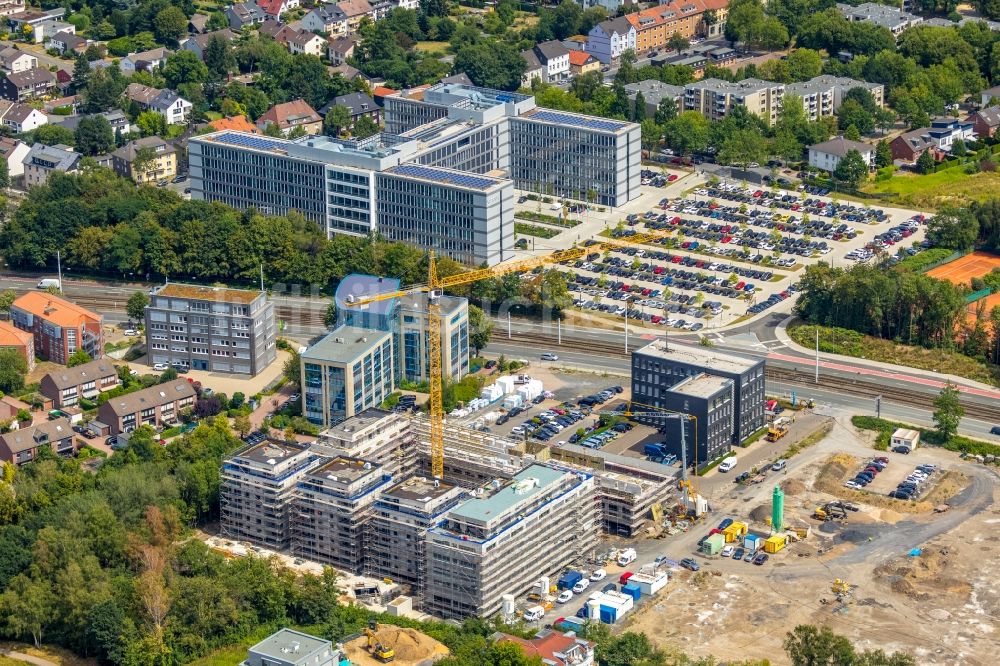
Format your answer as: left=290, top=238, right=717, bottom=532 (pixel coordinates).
left=512, top=172, right=930, bottom=330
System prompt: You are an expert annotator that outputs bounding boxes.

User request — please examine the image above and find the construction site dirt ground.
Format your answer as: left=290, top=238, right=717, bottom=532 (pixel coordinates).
left=617, top=414, right=1000, bottom=665
left=342, top=626, right=449, bottom=666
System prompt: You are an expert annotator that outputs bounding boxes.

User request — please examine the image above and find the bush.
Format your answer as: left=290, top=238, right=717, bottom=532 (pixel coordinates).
left=852, top=415, right=1000, bottom=457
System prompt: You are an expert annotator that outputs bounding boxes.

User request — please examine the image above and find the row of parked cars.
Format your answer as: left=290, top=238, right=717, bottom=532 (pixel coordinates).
left=888, top=464, right=937, bottom=500
left=844, top=456, right=890, bottom=490
left=595, top=255, right=753, bottom=301
left=747, top=281, right=800, bottom=315
left=612, top=246, right=775, bottom=283
left=702, top=182, right=890, bottom=225
left=641, top=168, right=679, bottom=187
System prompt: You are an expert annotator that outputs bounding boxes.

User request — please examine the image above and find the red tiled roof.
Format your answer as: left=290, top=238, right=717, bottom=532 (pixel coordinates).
left=0, top=320, right=32, bottom=348
left=497, top=633, right=589, bottom=666
left=372, top=86, right=397, bottom=97
left=258, top=0, right=286, bottom=16
left=12, top=292, right=100, bottom=328
left=568, top=50, right=595, bottom=66
left=256, top=99, right=320, bottom=129
left=207, top=115, right=259, bottom=133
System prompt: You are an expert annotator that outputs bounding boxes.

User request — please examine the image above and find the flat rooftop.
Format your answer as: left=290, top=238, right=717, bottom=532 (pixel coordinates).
left=306, top=456, right=381, bottom=483
left=519, top=108, right=629, bottom=133
left=301, top=327, right=391, bottom=364
left=669, top=373, right=732, bottom=398
left=449, top=464, right=567, bottom=524
left=155, top=283, right=262, bottom=305
left=634, top=340, right=762, bottom=375
left=198, top=130, right=406, bottom=161
left=236, top=439, right=310, bottom=465
left=384, top=475, right=456, bottom=502
left=248, top=628, right=330, bottom=662
left=383, top=163, right=506, bottom=190
left=334, top=273, right=401, bottom=316
left=321, top=408, right=395, bottom=439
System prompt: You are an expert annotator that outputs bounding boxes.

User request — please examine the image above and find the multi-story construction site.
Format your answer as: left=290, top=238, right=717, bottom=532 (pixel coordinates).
left=220, top=408, right=678, bottom=618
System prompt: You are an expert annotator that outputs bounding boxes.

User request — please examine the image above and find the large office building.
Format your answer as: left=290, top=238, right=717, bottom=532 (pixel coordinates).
left=301, top=326, right=394, bottom=427
left=144, top=283, right=276, bottom=375
left=424, top=464, right=597, bottom=620
left=190, top=84, right=639, bottom=265
left=630, top=341, right=765, bottom=468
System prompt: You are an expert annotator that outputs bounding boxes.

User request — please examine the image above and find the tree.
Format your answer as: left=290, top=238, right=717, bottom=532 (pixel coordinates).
left=931, top=381, right=964, bottom=440
left=136, top=111, right=167, bottom=137
left=453, top=41, right=526, bottom=91
left=32, top=124, right=75, bottom=147
left=664, top=111, right=710, bottom=156
left=832, top=149, right=868, bottom=188
left=632, top=91, right=646, bottom=121
left=67, top=349, right=92, bottom=367
left=353, top=114, right=379, bottom=139
left=0, top=289, right=15, bottom=315
left=324, top=302, right=338, bottom=329
left=324, top=105, right=352, bottom=136
left=784, top=625, right=856, bottom=666
left=915, top=149, right=936, bottom=174
left=0, top=348, right=27, bottom=393
left=468, top=304, right=493, bottom=355
left=284, top=349, right=301, bottom=386
left=1, top=575, right=54, bottom=648
left=233, top=414, right=252, bottom=438
left=74, top=116, right=115, bottom=156
left=153, top=6, right=188, bottom=47
left=667, top=33, right=689, bottom=52
left=163, top=51, right=208, bottom=89
left=718, top=128, right=767, bottom=168
left=654, top=97, right=677, bottom=125
left=204, top=34, right=236, bottom=80
left=132, top=146, right=159, bottom=180
left=951, top=138, right=967, bottom=157
left=127, top=291, right=150, bottom=323
left=0, top=156, right=7, bottom=189
left=927, top=205, right=979, bottom=251
left=874, top=140, right=893, bottom=168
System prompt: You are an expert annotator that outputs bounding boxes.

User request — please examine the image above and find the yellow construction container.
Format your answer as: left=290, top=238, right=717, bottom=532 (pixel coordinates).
left=764, top=535, right=788, bottom=553
left=722, top=521, right=748, bottom=543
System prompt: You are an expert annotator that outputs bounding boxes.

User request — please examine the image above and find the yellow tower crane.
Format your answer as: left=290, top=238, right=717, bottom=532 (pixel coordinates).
left=343, top=230, right=673, bottom=479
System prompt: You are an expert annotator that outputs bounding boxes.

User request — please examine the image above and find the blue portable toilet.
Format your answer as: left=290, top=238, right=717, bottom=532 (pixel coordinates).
left=622, top=583, right=642, bottom=601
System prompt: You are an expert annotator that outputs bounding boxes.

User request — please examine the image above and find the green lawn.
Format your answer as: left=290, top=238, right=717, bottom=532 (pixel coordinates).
left=864, top=165, right=1000, bottom=209
left=515, top=222, right=560, bottom=239
left=413, top=41, right=449, bottom=53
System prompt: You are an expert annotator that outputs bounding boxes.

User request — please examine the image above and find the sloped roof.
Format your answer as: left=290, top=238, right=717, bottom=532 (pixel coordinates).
left=0, top=320, right=32, bottom=349
left=42, top=359, right=117, bottom=390
left=810, top=136, right=874, bottom=157
left=0, top=417, right=73, bottom=454
left=568, top=50, right=596, bottom=66
left=12, top=291, right=98, bottom=328
left=125, top=82, right=160, bottom=104
left=206, top=115, right=258, bottom=133
left=257, top=99, right=321, bottom=128
left=6, top=67, right=55, bottom=88
left=101, top=382, right=196, bottom=417
left=112, top=136, right=175, bottom=163
left=975, top=105, right=1000, bottom=127
left=337, top=0, right=372, bottom=18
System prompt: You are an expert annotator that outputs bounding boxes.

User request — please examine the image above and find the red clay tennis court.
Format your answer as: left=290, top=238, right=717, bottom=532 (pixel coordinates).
left=926, top=251, right=1000, bottom=285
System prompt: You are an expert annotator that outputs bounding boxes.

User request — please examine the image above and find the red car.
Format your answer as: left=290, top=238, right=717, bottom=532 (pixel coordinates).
left=753, top=190, right=763, bottom=198
left=653, top=266, right=665, bottom=274
left=735, top=281, right=746, bottom=289
left=667, top=174, right=678, bottom=182
left=671, top=256, right=683, bottom=263
left=652, top=315, right=662, bottom=323
left=721, top=235, right=732, bottom=243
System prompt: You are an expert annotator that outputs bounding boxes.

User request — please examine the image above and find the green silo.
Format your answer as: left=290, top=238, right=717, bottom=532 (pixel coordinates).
left=772, top=485, right=784, bottom=533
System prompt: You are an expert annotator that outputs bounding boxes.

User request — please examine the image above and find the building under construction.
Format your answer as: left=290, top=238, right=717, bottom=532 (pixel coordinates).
left=291, top=456, right=393, bottom=572
left=367, top=476, right=466, bottom=602
left=220, top=439, right=319, bottom=549
left=424, top=464, right=597, bottom=620
left=313, top=408, right=417, bottom=480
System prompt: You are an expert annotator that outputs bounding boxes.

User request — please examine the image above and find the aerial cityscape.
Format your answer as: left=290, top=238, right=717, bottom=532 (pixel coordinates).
left=0, top=0, right=999, bottom=664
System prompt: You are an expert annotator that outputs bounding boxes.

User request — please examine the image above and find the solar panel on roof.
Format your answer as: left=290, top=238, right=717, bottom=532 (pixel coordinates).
left=529, top=110, right=627, bottom=132
left=390, top=164, right=499, bottom=190
left=213, top=132, right=287, bottom=151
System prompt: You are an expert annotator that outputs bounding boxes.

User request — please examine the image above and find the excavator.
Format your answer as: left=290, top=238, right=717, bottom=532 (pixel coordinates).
left=365, top=619, right=395, bottom=663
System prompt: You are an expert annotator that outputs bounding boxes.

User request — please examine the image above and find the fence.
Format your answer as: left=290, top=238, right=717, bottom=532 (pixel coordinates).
left=965, top=288, right=992, bottom=303
left=916, top=250, right=966, bottom=274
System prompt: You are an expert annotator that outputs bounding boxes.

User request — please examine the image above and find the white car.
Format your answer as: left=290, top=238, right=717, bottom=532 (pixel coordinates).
left=557, top=589, right=573, bottom=604
left=124, top=329, right=138, bottom=336
left=721, top=545, right=734, bottom=558
left=589, top=569, right=607, bottom=581
left=572, top=578, right=591, bottom=594
left=152, top=363, right=168, bottom=371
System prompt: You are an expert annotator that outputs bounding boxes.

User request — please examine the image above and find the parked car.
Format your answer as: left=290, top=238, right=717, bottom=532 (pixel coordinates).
left=680, top=558, right=700, bottom=571
left=152, top=363, right=168, bottom=371
left=557, top=590, right=573, bottom=604
left=589, top=569, right=607, bottom=581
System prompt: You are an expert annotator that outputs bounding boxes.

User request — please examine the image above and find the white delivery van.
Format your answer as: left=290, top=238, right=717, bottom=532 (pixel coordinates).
left=616, top=547, right=637, bottom=566
left=36, top=278, right=60, bottom=289
left=522, top=605, right=545, bottom=622
left=718, top=457, right=738, bottom=473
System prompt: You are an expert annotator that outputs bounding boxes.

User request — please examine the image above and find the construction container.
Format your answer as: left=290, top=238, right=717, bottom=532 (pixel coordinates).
left=628, top=571, right=668, bottom=596
left=502, top=394, right=523, bottom=410
left=702, top=533, right=725, bottom=556
left=618, top=571, right=634, bottom=586
left=481, top=384, right=503, bottom=401
left=558, top=571, right=583, bottom=590
left=592, top=591, right=633, bottom=624
left=744, top=534, right=762, bottom=553
left=621, top=583, right=642, bottom=601
left=764, top=534, right=788, bottom=554
left=496, top=376, right=516, bottom=395
left=722, top=521, right=748, bottom=543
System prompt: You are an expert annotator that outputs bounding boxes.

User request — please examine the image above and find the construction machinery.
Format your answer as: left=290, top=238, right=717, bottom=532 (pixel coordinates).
left=765, top=418, right=789, bottom=442
left=813, top=502, right=848, bottom=522
left=365, top=619, right=395, bottom=663
left=344, top=229, right=674, bottom=479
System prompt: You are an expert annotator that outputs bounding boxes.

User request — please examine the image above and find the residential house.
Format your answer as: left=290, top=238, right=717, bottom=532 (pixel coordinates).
left=970, top=105, right=1000, bottom=138
left=0, top=67, right=55, bottom=101
left=579, top=0, right=629, bottom=11
left=112, top=136, right=178, bottom=184
left=0, top=46, right=35, bottom=73
left=54, top=69, right=72, bottom=94
left=0, top=100, right=47, bottom=133
left=55, top=109, right=133, bottom=137
left=44, top=94, right=79, bottom=112
left=288, top=29, right=326, bottom=57
left=625, top=0, right=730, bottom=55
left=980, top=84, right=1000, bottom=107
left=303, top=4, right=349, bottom=34
left=440, top=72, right=473, bottom=85
left=121, top=47, right=170, bottom=73
left=258, top=0, right=300, bottom=19
left=836, top=2, right=921, bottom=35
left=181, top=29, right=237, bottom=60
left=322, top=92, right=379, bottom=127
left=808, top=136, right=875, bottom=172
left=0, top=417, right=76, bottom=465
left=587, top=17, right=637, bottom=64
left=9, top=291, right=102, bottom=364
left=337, top=0, right=375, bottom=31
left=0, top=319, right=34, bottom=371
left=496, top=630, right=596, bottom=666
left=0, top=136, right=29, bottom=177
left=256, top=99, right=322, bottom=135
left=97, top=382, right=197, bottom=436
left=226, top=1, right=267, bottom=29
left=22, top=143, right=80, bottom=187
left=39, top=359, right=120, bottom=408
left=371, top=85, right=397, bottom=105
left=520, top=49, right=544, bottom=87
left=50, top=31, right=86, bottom=55
left=188, top=13, right=210, bottom=33
left=205, top=115, right=259, bottom=133
left=327, top=35, right=358, bottom=65
left=0, top=0, right=25, bottom=18
left=531, top=40, right=571, bottom=83
left=0, top=395, right=33, bottom=428
left=34, top=19, right=73, bottom=42
left=890, top=119, right=977, bottom=162
left=7, top=7, right=64, bottom=42
left=124, top=83, right=192, bottom=125
left=569, top=49, right=600, bottom=75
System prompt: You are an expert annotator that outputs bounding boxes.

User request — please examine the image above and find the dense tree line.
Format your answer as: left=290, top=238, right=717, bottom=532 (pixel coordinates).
left=795, top=261, right=967, bottom=347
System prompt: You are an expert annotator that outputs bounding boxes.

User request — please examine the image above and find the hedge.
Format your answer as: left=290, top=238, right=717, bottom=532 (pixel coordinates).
left=851, top=415, right=1000, bottom=457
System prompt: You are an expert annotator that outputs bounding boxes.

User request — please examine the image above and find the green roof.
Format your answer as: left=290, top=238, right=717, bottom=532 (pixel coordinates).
left=449, top=464, right=567, bottom=525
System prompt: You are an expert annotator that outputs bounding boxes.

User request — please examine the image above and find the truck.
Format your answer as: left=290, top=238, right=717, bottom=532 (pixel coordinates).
left=616, top=547, right=637, bottom=566
left=36, top=278, right=60, bottom=290
left=766, top=418, right=790, bottom=442
left=557, top=570, right=584, bottom=591
left=618, top=571, right=634, bottom=586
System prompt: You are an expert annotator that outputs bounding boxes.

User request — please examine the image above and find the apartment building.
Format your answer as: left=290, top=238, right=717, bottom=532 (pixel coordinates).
left=626, top=0, right=729, bottom=54
left=0, top=320, right=33, bottom=371
left=631, top=341, right=765, bottom=467
left=0, top=417, right=75, bottom=465
left=291, top=456, right=393, bottom=571
left=625, top=80, right=685, bottom=118
left=96, top=381, right=197, bottom=435
left=0, top=67, right=55, bottom=101
left=313, top=407, right=417, bottom=480
left=22, top=142, right=80, bottom=187
left=367, top=476, right=466, bottom=601
left=684, top=78, right=784, bottom=125
left=836, top=2, right=921, bottom=35
left=10, top=291, right=102, bottom=364
left=785, top=75, right=884, bottom=122
left=144, top=283, right=276, bottom=375
left=586, top=17, right=637, bottom=64
left=425, top=464, right=597, bottom=619
left=112, top=136, right=177, bottom=184
left=39, top=359, right=119, bottom=408
left=220, top=439, right=320, bottom=549
left=301, top=327, right=394, bottom=427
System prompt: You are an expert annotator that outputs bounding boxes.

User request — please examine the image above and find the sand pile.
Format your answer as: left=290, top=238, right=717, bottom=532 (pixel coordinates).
left=345, top=625, right=449, bottom=666
left=875, top=549, right=971, bottom=601
left=780, top=479, right=806, bottom=496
